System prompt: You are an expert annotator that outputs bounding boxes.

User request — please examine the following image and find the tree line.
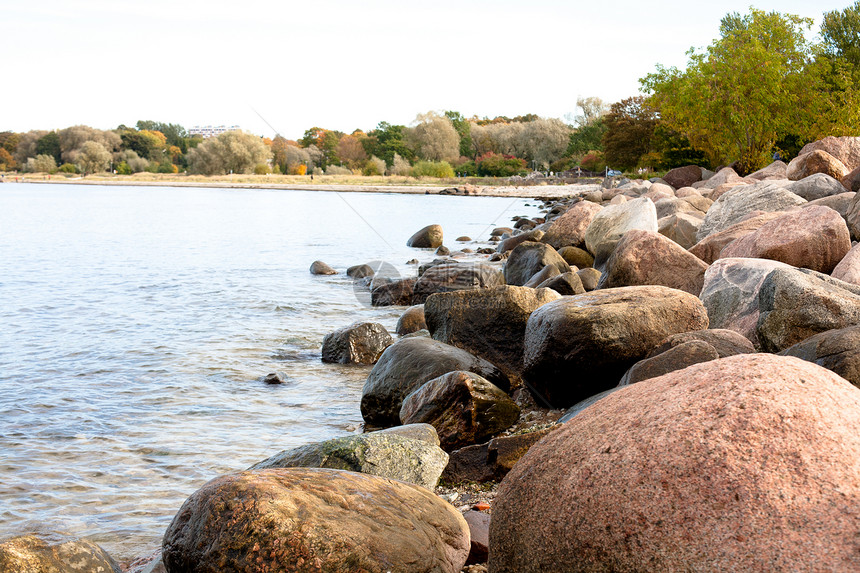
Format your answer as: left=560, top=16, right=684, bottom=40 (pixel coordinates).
left=2, top=3, right=860, bottom=178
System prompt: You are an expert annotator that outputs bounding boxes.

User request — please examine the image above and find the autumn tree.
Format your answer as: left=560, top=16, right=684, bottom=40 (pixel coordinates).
left=641, top=9, right=824, bottom=173
left=77, top=141, right=111, bottom=174
left=186, top=130, right=272, bottom=175
left=518, top=118, right=571, bottom=169
left=58, top=126, right=121, bottom=164
left=602, top=96, right=659, bottom=171
left=0, top=148, right=17, bottom=171
left=14, top=130, right=48, bottom=164
left=0, top=132, right=20, bottom=154
left=336, top=133, right=368, bottom=168
left=406, top=112, right=460, bottom=162
left=26, top=154, right=57, bottom=173
left=567, top=96, right=608, bottom=156
left=299, top=127, right=341, bottom=167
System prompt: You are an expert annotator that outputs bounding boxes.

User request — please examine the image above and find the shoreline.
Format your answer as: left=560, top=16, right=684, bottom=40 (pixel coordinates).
left=8, top=177, right=601, bottom=199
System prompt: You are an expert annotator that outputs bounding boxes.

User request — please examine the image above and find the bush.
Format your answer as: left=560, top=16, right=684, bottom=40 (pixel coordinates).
left=388, top=153, right=412, bottom=176
left=363, top=156, right=386, bottom=176
left=58, top=163, right=79, bottom=174
left=454, top=160, right=478, bottom=176
left=476, top=152, right=527, bottom=177
left=325, top=165, right=352, bottom=175
left=116, top=161, right=132, bottom=175
left=157, top=162, right=178, bottom=174
left=26, top=154, right=57, bottom=173
left=411, top=160, right=455, bottom=178
left=254, top=163, right=271, bottom=175
left=581, top=150, right=606, bottom=172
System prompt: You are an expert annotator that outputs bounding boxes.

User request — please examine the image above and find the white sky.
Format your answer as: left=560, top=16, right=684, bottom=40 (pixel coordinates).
left=2, top=0, right=850, bottom=139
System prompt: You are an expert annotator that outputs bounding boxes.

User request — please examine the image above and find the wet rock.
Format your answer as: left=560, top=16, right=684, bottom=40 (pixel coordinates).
left=688, top=211, right=786, bottom=264
left=0, top=532, right=121, bottom=573
left=536, top=271, right=585, bottom=296
left=757, top=267, right=860, bottom=352
left=463, top=511, right=490, bottom=565
left=309, top=260, right=337, bottom=275
left=503, top=242, right=570, bottom=286
left=583, top=197, right=658, bottom=268
left=441, top=428, right=555, bottom=484
left=249, top=429, right=448, bottom=489
left=539, top=201, right=602, bottom=249
left=663, top=164, right=704, bottom=189
left=396, top=304, right=427, bottom=335
left=696, top=181, right=806, bottom=241
left=719, top=206, right=851, bottom=273
left=413, top=262, right=505, bottom=304
left=262, top=372, right=288, bottom=385
left=495, top=229, right=545, bottom=253
left=557, top=246, right=593, bottom=268
left=321, top=322, right=393, bottom=364
left=598, top=229, right=708, bottom=295
left=617, top=340, right=720, bottom=386
left=163, top=468, right=470, bottom=573
left=435, top=245, right=450, bottom=256
left=424, top=286, right=560, bottom=380
left=490, top=227, right=513, bottom=237
left=346, top=263, right=374, bottom=278
left=787, top=149, right=849, bottom=181
left=657, top=212, right=702, bottom=249
left=400, top=371, right=520, bottom=451
left=557, top=388, right=622, bottom=423
left=124, top=548, right=165, bottom=573
left=371, top=278, right=415, bottom=306
left=780, top=324, right=860, bottom=388
left=490, top=354, right=860, bottom=573
left=361, top=337, right=509, bottom=428
left=786, top=172, right=848, bottom=200
left=522, top=286, right=709, bottom=408
left=407, top=224, right=444, bottom=248
left=699, top=257, right=794, bottom=348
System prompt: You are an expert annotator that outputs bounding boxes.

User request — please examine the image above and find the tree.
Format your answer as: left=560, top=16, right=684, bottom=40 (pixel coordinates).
left=0, top=148, right=17, bottom=171
left=77, top=141, right=111, bottom=174
left=186, top=130, right=272, bottom=175
left=120, top=129, right=166, bottom=161
left=367, top=122, right=413, bottom=165
left=58, top=126, right=121, bottom=164
left=26, top=154, right=57, bottom=173
left=406, top=112, right=460, bottom=162
left=444, top=111, right=473, bottom=158
left=0, top=132, right=20, bottom=154
left=336, top=134, right=367, bottom=168
left=135, top=120, right=188, bottom=147
left=14, top=130, right=48, bottom=164
left=35, top=132, right=61, bottom=165
left=641, top=9, right=823, bottom=173
left=602, top=96, right=659, bottom=171
left=518, top=118, right=571, bottom=170
left=821, top=2, right=860, bottom=72
left=299, top=127, right=341, bottom=167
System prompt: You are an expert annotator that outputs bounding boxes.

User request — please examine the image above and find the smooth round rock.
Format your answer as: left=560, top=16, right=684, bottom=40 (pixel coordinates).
left=309, top=260, right=337, bottom=275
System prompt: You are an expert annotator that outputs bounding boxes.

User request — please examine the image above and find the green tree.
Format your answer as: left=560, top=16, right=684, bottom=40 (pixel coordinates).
left=821, top=1, right=860, bottom=73
left=368, top=122, right=413, bottom=166
left=407, top=112, right=460, bottom=162
left=135, top=121, right=188, bottom=147
left=299, top=127, right=341, bottom=167
left=641, top=9, right=823, bottom=173
left=186, top=130, right=272, bottom=175
left=602, top=96, right=658, bottom=171
left=77, top=141, right=111, bottom=174
left=444, top=111, right=473, bottom=158
left=35, top=132, right=61, bottom=165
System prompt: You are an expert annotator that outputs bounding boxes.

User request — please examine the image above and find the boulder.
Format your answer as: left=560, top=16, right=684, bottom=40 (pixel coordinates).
left=662, top=164, right=704, bottom=189
left=321, top=322, right=393, bottom=364
left=361, top=337, right=509, bottom=427
left=786, top=172, right=848, bottom=201
left=576, top=267, right=601, bottom=291
left=598, top=229, right=709, bottom=295
left=557, top=246, right=593, bottom=268
left=780, top=324, right=860, bottom=388
left=407, top=224, right=444, bottom=248
left=412, top=262, right=505, bottom=304
left=522, top=286, right=709, bottom=408
left=797, top=135, right=860, bottom=170
left=435, top=245, right=450, bottom=256
left=347, top=263, right=374, bottom=278
left=786, top=149, right=849, bottom=181
left=674, top=186, right=701, bottom=198
left=846, top=190, right=860, bottom=241
left=719, top=206, right=851, bottom=273
left=681, top=193, right=713, bottom=213
left=645, top=328, right=756, bottom=359
left=441, top=428, right=556, bottom=484
left=688, top=211, right=786, bottom=264
left=463, top=511, right=490, bottom=565
left=309, top=260, right=337, bottom=275
left=699, top=257, right=794, bottom=347
left=0, top=532, right=120, bottom=573
left=757, top=267, right=860, bottom=352
left=747, top=160, right=787, bottom=180
left=491, top=227, right=513, bottom=237
left=583, top=197, right=658, bottom=268
left=692, top=166, right=747, bottom=190
left=696, top=181, right=806, bottom=241
left=399, top=371, right=520, bottom=451
left=842, top=165, right=860, bottom=192
left=371, top=278, right=415, bottom=306
left=654, top=197, right=703, bottom=219
left=396, top=304, right=427, bottom=335
left=503, top=242, right=570, bottom=286
left=249, top=429, right=448, bottom=489
left=803, top=191, right=855, bottom=223
left=424, top=286, right=561, bottom=379
left=489, top=354, right=860, bottom=573
left=536, top=271, right=585, bottom=295
left=617, top=340, right=720, bottom=386
left=657, top=212, right=702, bottom=249
left=495, top=229, right=545, bottom=253
left=540, top=201, right=602, bottom=249
left=832, top=243, right=860, bottom=286
left=163, top=468, right=470, bottom=573
left=521, top=264, right=560, bottom=288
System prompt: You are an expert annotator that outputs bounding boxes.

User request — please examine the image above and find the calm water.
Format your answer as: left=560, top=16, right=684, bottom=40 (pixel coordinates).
left=0, top=183, right=539, bottom=560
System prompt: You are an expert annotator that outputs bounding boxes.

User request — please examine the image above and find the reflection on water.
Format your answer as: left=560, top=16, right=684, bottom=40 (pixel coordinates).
left=0, top=184, right=538, bottom=559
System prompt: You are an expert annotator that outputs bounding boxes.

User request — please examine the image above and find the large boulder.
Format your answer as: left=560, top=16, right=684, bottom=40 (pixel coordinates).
left=747, top=160, right=787, bottom=181
left=786, top=149, right=849, bottom=181
left=399, top=371, right=520, bottom=451
left=757, top=267, right=860, bottom=352
left=696, top=181, right=806, bottom=241
left=583, top=197, right=658, bottom=268
left=321, top=322, right=393, bottom=364
left=617, top=340, right=720, bottom=386
left=540, top=201, right=602, bottom=249
left=645, top=328, right=756, bottom=359
left=699, top=257, right=794, bottom=348
left=803, top=191, right=855, bottom=224
left=163, top=468, right=470, bottom=573
left=249, top=428, right=448, bottom=489
left=396, top=304, right=427, bottom=335
left=662, top=164, right=703, bottom=189
left=719, top=206, right=851, bottom=274
left=361, top=337, right=509, bottom=427
left=495, top=229, right=544, bottom=253
left=832, top=243, right=860, bottom=286
left=654, top=197, right=704, bottom=219
left=557, top=245, right=593, bottom=268
left=796, top=135, right=860, bottom=171
left=407, top=224, right=444, bottom=248
left=786, top=172, right=848, bottom=201
left=688, top=210, right=786, bottom=264
left=503, top=242, right=569, bottom=287
left=657, top=212, right=702, bottom=249
left=598, top=229, right=708, bottom=295
left=522, top=286, right=709, bottom=408
left=780, top=324, right=860, bottom=388
left=692, top=166, right=747, bottom=190
left=489, top=354, right=860, bottom=573
left=412, top=262, right=504, bottom=303
left=424, top=286, right=560, bottom=379
left=0, top=532, right=121, bottom=573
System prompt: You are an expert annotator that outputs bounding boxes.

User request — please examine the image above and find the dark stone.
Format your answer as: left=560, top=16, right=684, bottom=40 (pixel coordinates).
left=407, top=224, right=444, bottom=248
left=663, top=164, right=704, bottom=189
left=371, top=278, right=415, bottom=307
left=618, top=340, right=721, bottom=386
left=412, top=263, right=504, bottom=304
left=396, top=305, right=427, bottom=336
left=536, top=272, right=586, bottom=296
left=503, top=242, right=570, bottom=286
left=780, top=324, right=860, bottom=388
left=321, top=322, right=393, bottom=364
left=347, top=264, right=374, bottom=278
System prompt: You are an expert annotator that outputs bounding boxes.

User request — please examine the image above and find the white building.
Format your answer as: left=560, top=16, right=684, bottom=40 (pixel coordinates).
left=189, top=125, right=241, bottom=138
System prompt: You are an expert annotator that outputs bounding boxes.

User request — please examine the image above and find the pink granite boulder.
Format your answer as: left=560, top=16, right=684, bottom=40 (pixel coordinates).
left=540, top=201, right=602, bottom=249
left=787, top=149, right=850, bottom=181
left=832, top=243, right=860, bottom=286
left=689, top=210, right=790, bottom=264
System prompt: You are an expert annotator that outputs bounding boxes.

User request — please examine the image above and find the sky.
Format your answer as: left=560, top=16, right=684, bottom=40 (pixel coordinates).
left=2, top=0, right=852, bottom=139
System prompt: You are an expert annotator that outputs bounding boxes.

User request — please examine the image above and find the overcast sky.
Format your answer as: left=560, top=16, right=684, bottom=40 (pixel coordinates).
left=3, top=0, right=850, bottom=139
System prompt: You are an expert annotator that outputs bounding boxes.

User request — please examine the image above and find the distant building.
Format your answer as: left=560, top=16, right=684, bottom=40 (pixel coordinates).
left=189, top=125, right=241, bottom=138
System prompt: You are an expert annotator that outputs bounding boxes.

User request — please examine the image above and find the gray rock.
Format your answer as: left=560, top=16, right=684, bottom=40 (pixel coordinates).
left=537, top=271, right=586, bottom=295
left=321, top=322, right=393, bottom=364
left=503, top=242, right=570, bottom=286
left=780, top=324, right=860, bottom=388
left=696, top=181, right=807, bottom=241
left=658, top=212, right=703, bottom=250
left=584, top=197, right=658, bottom=269
left=0, top=532, right=121, bottom=573
left=249, top=430, right=449, bottom=489
left=412, top=262, right=505, bottom=304
left=617, top=340, right=720, bottom=386
left=786, top=173, right=848, bottom=201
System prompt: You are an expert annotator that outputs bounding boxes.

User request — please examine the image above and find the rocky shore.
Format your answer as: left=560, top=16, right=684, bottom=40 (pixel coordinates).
left=5, top=135, right=860, bottom=571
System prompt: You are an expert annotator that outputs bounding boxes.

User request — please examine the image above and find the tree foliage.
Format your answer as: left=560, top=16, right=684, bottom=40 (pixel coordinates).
left=602, top=96, right=658, bottom=171
left=821, top=1, right=860, bottom=73
left=77, top=141, right=111, bottom=174
left=519, top=118, right=571, bottom=169
left=407, top=112, right=460, bottom=162
left=35, top=132, right=61, bottom=164
left=186, top=131, right=272, bottom=175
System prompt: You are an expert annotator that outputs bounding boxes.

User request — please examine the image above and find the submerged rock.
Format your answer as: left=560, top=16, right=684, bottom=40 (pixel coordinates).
left=309, top=260, right=337, bottom=275
left=407, top=224, right=444, bottom=248
left=0, top=532, right=121, bottom=573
